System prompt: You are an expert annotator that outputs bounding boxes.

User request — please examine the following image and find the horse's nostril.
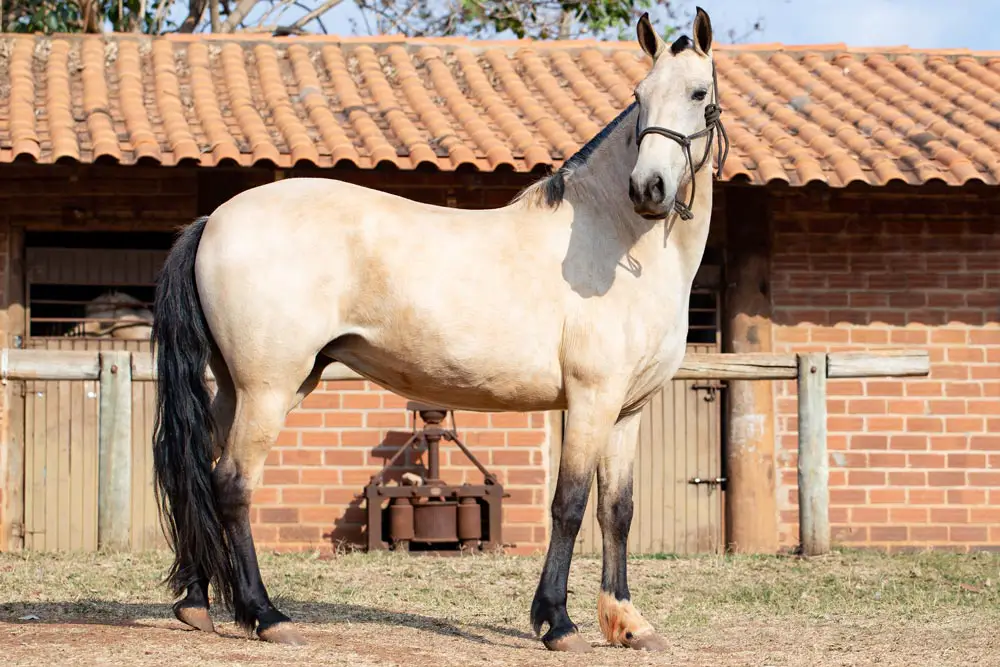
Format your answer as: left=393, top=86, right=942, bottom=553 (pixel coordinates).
left=648, top=175, right=664, bottom=203
left=628, top=179, right=640, bottom=205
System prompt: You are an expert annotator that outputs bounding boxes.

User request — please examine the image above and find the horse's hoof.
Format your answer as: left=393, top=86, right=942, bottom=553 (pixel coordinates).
left=173, top=604, right=215, bottom=633
left=627, top=631, right=669, bottom=652
left=257, top=622, right=307, bottom=646
left=542, top=631, right=594, bottom=652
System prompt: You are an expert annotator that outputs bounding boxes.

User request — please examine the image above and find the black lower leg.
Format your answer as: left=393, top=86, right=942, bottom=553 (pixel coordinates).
left=598, top=475, right=633, bottom=601
left=176, top=575, right=211, bottom=610
left=214, top=461, right=289, bottom=636
left=530, top=469, right=593, bottom=644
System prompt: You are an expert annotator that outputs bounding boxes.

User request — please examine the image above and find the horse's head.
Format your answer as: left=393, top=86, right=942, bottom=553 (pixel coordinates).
left=628, top=7, right=724, bottom=221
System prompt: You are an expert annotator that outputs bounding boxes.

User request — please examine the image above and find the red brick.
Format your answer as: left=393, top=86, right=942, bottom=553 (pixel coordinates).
left=928, top=471, right=966, bottom=486
left=868, top=452, right=905, bottom=467
left=830, top=416, right=866, bottom=431
left=930, top=329, right=967, bottom=344
left=253, top=488, right=279, bottom=504
left=301, top=469, right=341, bottom=484
left=324, top=411, right=364, bottom=427
left=507, top=431, right=546, bottom=447
left=906, top=381, right=943, bottom=396
left=848, top=399, right=886, bottom=414
left=343, top=393, right=381, bottom=409
left=850, top=329, right=889, bottom=344
left=282, top=449, right=322, bottom=466
left=947, top=489, right=986, bottom=504
left=466, top=431, right=506, bottom=447
left=851, top=434, right=888, bottom=450
left=947, top=347, right=985, bottom=363
left=870, top=526, right=907, bottom=541
left=870, top=489, right=906, bottom=504
left=263, top=469, right=299, bottom=485
left=260, top=508, right=298, bottom=524
left=969, top=330, right=1000, bottom=345
left=342, top=469, right=376, bottom=485
left=300, top=507, right=342, bottom=524
left=301, top=393, right=341, bottom=409
left=324, top=488, right=360, bottom=504
left=324, top=449, right=366, bottom=466
left=946, top=417, right=984, bottom=433
left=341, top=430, right=382, bottom=446
left=946, top=453, right=986, bottom=468
left=302, top=431, right=340, bottom=447
left=275, top=430, right=299, bottom=447
left=505, top=507, right=546, bottom=524
left=907, top=417, right=943, bottom=432
left=852, top=507, right=887, bottom=523
left=830, top=488, right=866, bottom=504
left=970, top=508, right=1000, bottom=523
left=890, top=508, right=927, bottom=523
left=279, top=525, right=322, bottom=542
left=950, top=526, right=988, bottom=542
left=282, top=488, right=322, bottom=504
left=491, top=412, right=530, bottom=428
left=910, top=526, right=948, bottom=541
left=493, top=450, right=533, bottom=466
left=507, top=469, right=546, bottom=485
left=866, top=381, right=904, bottom=396
left=946, top=383, right=983, bottom=398
left=931, top=508, right=969, bottom=523
left=969, top=471, right=1000, bottom=486
left=930, top=436, right=970, bottom=451
left=889, top=471, right=925, bottom=486
left=969, top=400, right=1000, bottom=415
left=367, top=412, right=407, bottom=428
left=909, top=489, right=945, bottom=504
left=848, top=470, right=886, bottom=486
left=890, top=435, right=928, bottom=451
left=285, top=411, right=323, bottom=428
left=868, top=417, right=905, bottom=431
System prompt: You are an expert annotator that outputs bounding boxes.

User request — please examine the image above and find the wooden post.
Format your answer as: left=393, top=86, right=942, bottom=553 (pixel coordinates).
left=797, top=352, right=829, bottom=556
left=98, top=350, right=132, bottom=552
left=3, top=227, right=26, bottom=550
left=722, top=187, right=778, bottom=553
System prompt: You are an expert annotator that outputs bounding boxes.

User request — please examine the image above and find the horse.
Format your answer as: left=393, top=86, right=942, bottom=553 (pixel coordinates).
left=151, top=8, right=728, bottom=653
left=69, top=290, right=153, bottom=340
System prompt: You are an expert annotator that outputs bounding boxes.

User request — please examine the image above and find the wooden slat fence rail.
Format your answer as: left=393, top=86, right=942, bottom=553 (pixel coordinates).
left=2, top=348, right=930, bottom=555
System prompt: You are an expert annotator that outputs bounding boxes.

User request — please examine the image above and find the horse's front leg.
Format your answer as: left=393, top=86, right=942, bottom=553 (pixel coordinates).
left=531, top=381, right=624, bottom=653
left=596, top=411, right=668, bottom=650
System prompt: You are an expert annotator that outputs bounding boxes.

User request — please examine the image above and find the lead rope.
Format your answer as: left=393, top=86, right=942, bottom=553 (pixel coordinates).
left=635, top=62, right=730, bottom=221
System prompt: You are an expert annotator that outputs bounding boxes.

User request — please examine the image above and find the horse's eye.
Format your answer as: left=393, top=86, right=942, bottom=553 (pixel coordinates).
left=692, top=89, right=708, bottom=102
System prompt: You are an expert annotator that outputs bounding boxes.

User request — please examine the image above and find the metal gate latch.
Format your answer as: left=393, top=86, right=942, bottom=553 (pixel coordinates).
left=690, top=382, right=725, bottom=402
left=688, top=476, right=726, bottom=489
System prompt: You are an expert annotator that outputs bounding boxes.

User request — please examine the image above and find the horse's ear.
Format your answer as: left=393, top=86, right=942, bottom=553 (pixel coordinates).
left=692, top=6, right=713, bottom=56
left=637, top=12, right=666, bottom=60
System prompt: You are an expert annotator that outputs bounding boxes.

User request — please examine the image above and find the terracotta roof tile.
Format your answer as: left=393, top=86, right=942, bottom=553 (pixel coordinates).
left=1, top=33, right=999, bottom=185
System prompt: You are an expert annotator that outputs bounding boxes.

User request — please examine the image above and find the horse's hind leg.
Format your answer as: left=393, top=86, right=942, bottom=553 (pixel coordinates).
left=595, top=411, right=667, bottom=651
left=171, top=353, right=238, bottom=634
left=213, top=357, right=327, bottom=645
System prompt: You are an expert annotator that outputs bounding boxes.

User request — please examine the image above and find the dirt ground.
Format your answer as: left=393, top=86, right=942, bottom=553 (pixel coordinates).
left=1, top=548, right=999, bottom=666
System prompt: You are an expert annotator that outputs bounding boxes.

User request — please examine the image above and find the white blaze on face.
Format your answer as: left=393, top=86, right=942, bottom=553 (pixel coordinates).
left=627, top=9, right=716, bottom=220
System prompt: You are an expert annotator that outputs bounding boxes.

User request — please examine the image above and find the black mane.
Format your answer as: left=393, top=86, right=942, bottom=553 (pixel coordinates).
left=534, top=102, right=638, bottom=208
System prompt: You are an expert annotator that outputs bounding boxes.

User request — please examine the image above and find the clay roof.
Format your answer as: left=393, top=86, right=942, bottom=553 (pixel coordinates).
left=2, top=33, right=1000, bottom=186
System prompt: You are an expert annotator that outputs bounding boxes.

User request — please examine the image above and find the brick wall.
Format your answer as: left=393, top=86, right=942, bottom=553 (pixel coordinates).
left=770, top=186, right=1000, bottom=552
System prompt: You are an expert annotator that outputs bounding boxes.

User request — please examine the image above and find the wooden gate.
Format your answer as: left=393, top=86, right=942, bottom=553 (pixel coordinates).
left=21, top=244, right=168, bottom=551
left=549, top=288, right=724, bottom=556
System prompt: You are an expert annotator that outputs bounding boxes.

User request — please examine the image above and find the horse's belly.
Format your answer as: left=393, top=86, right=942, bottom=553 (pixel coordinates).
left=329, top=337, right=565, bottom=413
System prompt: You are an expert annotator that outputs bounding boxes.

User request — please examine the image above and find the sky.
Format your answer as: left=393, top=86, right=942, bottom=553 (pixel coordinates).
left=198, top=0, right=1000, bottom=51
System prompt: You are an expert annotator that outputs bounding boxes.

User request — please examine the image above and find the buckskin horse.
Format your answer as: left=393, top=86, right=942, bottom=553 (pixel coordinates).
left=152, top=8, right=728, bottom=653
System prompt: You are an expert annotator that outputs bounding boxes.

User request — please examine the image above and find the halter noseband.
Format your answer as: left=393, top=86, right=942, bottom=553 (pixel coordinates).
left=634, top=62, right=730, bottom=221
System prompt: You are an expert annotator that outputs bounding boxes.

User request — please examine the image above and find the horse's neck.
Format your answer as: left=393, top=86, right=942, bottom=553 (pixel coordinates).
left=562, top=121, right=714, bottom=288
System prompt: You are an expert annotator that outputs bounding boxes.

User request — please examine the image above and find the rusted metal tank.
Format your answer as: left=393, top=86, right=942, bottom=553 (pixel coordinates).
left=363, top=403, right=506, bottom=553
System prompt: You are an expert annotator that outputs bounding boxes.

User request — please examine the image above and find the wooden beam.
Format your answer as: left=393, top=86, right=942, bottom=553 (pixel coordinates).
left=721, top=186, right=778, bottom=554
left=797, top=353, right=830, bottom=556
left=0, top=349, right=930, bottom=383
left=97, top=351, right=132, bottom=552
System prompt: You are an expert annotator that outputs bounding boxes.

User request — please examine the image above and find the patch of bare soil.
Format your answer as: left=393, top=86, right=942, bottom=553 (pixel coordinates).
left=1, top=550, right=998, bottom=666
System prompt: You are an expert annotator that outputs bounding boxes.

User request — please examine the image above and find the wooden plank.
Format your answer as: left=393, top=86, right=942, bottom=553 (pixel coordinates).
left=82, top=376, right=99, bottom=551
left=675, top=353, right=797, bottom=380
left=57, top=379, right=71, bottom=549
left=97, top=350, right=133, bottom=552
left=6, top=349, right=101, bottom=380
left=827, top=350, right=930, bottom=379
left=797, top=353, right=830, bottom=556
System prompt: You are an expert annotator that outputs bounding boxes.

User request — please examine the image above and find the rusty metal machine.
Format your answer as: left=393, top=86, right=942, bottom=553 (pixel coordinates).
left=363, top=402, right=505, bottom=553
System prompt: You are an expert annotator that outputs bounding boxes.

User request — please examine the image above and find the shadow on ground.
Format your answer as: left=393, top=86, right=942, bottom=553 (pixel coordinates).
left=0, top=601, right=535, bottom=647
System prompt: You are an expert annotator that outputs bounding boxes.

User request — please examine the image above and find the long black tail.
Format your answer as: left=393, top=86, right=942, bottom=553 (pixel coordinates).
left=152, top=216, right=234, bottom=609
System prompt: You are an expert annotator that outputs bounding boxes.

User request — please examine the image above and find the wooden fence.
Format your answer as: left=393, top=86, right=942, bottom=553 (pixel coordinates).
left=2, top=348, right=930, bottom=555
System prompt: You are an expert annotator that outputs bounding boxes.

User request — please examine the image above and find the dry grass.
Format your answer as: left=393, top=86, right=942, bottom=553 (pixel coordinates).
left=1, top=548, right=999, bottom=666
